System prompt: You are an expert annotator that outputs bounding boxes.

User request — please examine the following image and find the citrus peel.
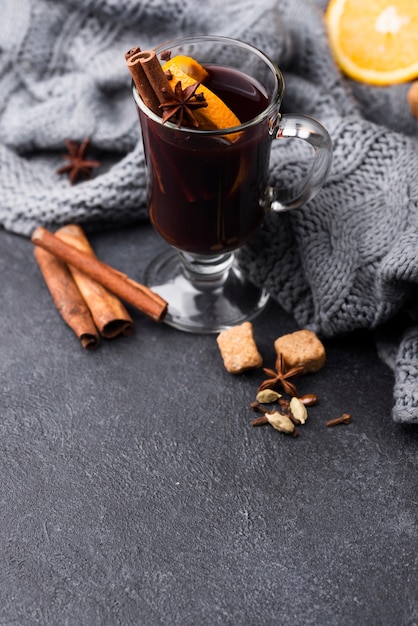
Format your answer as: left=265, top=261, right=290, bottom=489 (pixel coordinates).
left=162, top=55, right=241, bottom=130
left=326, top=0, right=418, bottom=85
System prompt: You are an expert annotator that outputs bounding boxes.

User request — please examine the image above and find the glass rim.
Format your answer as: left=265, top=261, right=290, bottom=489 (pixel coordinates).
left=132, top=34, right=284, bottom=136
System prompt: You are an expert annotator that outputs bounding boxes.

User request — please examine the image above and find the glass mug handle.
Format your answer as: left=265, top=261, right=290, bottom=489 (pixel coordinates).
left=270, top=114, right=333, bottom=212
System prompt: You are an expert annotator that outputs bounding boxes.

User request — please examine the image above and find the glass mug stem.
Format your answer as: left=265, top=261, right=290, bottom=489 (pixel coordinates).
left=179, top=251, right=234, bottom=290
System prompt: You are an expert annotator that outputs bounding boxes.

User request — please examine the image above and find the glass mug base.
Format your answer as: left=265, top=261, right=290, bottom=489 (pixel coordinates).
left=144, top=247, right=269, bottom=334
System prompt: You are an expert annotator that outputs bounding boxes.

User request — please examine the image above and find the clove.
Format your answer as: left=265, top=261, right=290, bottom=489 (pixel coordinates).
left=326, top=413, right=352, bottom=427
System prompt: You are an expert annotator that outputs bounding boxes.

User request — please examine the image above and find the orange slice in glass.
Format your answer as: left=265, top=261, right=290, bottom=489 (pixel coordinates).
left=326, top=0, right=418, bottom=85
left=162, top=55, right=241, bottom=130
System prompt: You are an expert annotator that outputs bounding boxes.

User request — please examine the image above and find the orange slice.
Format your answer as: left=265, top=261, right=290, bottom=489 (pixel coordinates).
left=162, top=55, right=241, bottom=130
left=326, top=0, right=418, bottom=85
left=166, top=54, right=210, bottom=83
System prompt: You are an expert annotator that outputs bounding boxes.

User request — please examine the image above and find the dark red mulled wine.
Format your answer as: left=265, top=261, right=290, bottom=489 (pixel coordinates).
left=138, top=64, right=271, bottom=255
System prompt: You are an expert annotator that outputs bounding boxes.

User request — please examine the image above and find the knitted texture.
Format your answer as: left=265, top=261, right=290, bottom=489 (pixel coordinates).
left=0, top=0, right=417, bottom=423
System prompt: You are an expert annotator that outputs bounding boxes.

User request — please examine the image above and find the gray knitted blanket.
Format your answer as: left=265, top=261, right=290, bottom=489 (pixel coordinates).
left=1, top=0, right=417, bottom=424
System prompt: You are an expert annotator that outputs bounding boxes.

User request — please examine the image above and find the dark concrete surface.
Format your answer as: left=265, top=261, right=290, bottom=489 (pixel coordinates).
left=1, top=223, right=417, bottom=626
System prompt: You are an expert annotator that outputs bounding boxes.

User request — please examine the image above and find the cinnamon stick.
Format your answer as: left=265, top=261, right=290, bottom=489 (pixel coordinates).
left=125, top=49, right=161, bottom=116
left=34, top=246, right=99, bottom=349
left=138, top=50, right=175, bottom=105
left=125, top=48, right=175, bottom=115
left=31, top=227, right=168, bottom=323
left=55, top=224, right=135, bottom=339
left=125, top=46, right=141, bottom=60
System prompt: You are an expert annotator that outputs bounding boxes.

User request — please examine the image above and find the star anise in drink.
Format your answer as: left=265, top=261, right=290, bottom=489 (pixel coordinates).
left=57, top=139, right=101, bottom=184
left=258, top=352, right=304, bottom=397
left=160, top=81, right=208, bottom=128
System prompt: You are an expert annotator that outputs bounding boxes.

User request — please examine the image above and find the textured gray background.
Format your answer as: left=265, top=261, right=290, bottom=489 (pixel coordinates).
left=1, top=224, right=417, bottom=625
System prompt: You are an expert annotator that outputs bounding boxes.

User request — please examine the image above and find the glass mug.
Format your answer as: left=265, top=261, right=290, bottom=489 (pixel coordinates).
left=132, top=36, right=332, bottom=333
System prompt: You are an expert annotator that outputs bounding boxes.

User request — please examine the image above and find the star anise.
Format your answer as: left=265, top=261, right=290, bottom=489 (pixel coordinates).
left=258, top=352, right=304, bottom=396
left=160, top=81, right=208, bottom=128
left=57, top=139, right=101, bottom=184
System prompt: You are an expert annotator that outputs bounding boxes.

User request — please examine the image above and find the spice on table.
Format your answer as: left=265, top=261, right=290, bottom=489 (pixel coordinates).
left=251, top=415, right=270, bottom=427
left=258, top=352, right=304, bottom=396
left=299, top=393, right=319, bottom=406
left=256, top=389, right=281, bottom=404
left=56, top=139, right=101, bottom=184
left=55, top=224, right=135, bottom=338
left=266, top=411, right=296, bottom=434
left=289, top=397, right=308, bottom=424
left=31, top=226, right=168, bottom=323
left=251, top=409, right=297, bottom=434
left=250, top=396, right=306, bottom=435
left=34, top=246, right=99, bottom=349
left=250, top=400, right=277, bottom=415
left=326, top=413, right=352, bottom=427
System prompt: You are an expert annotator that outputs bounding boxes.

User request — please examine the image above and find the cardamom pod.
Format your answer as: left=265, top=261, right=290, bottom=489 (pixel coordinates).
left=256, top=389, right=281, bottom=404
left=266, top=411, right=295, bottom=434
left=290, top=397, right=308, bottom=424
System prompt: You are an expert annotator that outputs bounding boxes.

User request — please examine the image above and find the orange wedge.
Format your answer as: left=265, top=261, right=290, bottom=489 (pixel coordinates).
left=166, top=55, right=210, bottom=83
left=326, top=0, right=418, bottom=85
left=162, top=55, right=241, bottom=130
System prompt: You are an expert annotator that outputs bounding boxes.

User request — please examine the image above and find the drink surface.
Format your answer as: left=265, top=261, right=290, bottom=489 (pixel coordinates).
left=204, top=64, right=270, bottom=123
left=140, top=64, right=272, bottom=255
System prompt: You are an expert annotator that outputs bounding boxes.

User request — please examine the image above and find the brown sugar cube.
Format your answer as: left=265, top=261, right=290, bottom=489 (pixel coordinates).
left=217, top=322, right=263, bottom=374
left=274, top=329, right=326, bottom=374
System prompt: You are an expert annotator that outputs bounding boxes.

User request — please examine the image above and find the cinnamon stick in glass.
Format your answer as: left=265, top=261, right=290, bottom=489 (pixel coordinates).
left=34, top=246, right=99, bottom=349
left=125, top=48, right=161, bottom=116
left=55, top=224, right=135, bottom=338
left=31, top=226, right=168, bottom=322
left=125, top=48, right=174, bottom=115
left=138, top=50, right=175, bottom=105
